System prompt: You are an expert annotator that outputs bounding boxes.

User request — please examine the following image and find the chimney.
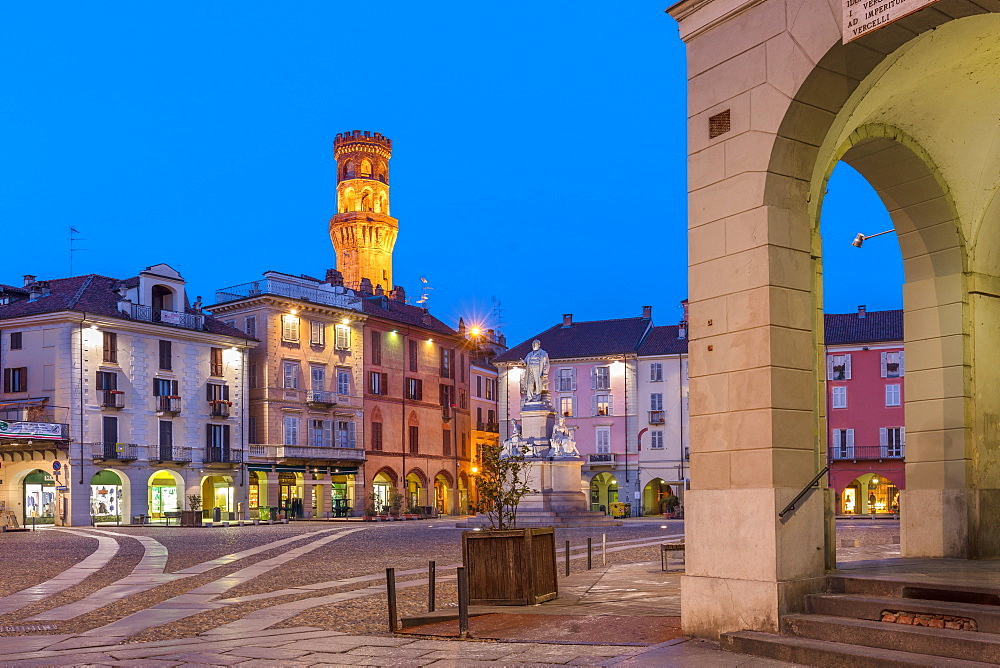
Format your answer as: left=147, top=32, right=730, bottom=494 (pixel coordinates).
left=23, top=274, right=36, bottom=287
left=858, top=305, right=867, bottom=319
left=374, top=284, right=384, bottom=296
left=28, top=280, right=50, bottom=300
left=562, top=314, right=573, bottom=327
left=391, top=285, right=406, bottom=302
left=642, top=305, right=652, bottom=319
left=358, top=278, right=373, bottom=294
left=325, top=269, right=344, bottom=286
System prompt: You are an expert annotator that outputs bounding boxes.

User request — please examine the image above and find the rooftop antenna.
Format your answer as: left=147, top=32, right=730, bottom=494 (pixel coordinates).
left=416, top=276, right=434, bottom=306
left=491, top=295, right=506, bottom=334
left=69, top=227, right=87, bottom=277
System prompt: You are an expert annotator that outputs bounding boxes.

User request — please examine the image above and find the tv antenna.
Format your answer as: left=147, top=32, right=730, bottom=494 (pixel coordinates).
left=69, top=227, right=87, bottom=276
left=416, top=276, right=434, bottom=306
left=491, top=295, right=506, bottom=334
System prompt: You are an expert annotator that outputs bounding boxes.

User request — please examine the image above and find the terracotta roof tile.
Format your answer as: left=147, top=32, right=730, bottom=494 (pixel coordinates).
left=494, top=317, right=653, bottom=363
left=361, top=298, right=456, bottom=336
left=637, top=325, right=688, bottom=356
left=824, top=309, right=902, bottom=345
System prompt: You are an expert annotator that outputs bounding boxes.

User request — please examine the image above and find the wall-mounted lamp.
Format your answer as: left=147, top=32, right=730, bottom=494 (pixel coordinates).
left=851, top=229, right=895, bottom=248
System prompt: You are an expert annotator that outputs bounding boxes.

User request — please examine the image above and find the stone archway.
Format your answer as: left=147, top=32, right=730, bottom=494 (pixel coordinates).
left=669, top=0, right=1000, bottom=638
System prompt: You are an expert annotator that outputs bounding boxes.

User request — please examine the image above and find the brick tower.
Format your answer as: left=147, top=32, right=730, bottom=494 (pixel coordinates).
left=329, top=130, right=398, bottom=291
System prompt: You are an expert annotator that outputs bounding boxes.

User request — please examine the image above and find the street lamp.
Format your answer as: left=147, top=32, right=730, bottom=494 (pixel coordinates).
left=851, top=229, right=895, bottom=247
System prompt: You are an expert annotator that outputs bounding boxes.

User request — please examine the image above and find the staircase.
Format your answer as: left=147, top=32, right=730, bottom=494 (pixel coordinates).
left=722, top=573, right=1000, bottom=666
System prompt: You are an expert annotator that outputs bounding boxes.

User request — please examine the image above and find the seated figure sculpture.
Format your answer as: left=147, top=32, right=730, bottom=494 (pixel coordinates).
left=501, top=420, right=525, bottom=458
left=549, top=416, right=579, bottom=458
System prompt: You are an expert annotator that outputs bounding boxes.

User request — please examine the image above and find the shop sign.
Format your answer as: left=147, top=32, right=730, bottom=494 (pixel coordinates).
left=0, top=420, right=64, bottom=440
left=56, top=486, right=68, bottom=491
left=843, top=0, right=940, bottom=42
left=160, top=310, right=185, bottom=325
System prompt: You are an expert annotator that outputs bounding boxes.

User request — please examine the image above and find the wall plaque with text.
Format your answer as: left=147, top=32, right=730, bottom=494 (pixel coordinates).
left=843, top=0, right=941, bottom=42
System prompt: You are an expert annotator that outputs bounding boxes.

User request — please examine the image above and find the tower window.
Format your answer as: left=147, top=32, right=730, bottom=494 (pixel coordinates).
left=343, top=160, right=356, bottom=179
left=360, top=159, right=372, bottom=177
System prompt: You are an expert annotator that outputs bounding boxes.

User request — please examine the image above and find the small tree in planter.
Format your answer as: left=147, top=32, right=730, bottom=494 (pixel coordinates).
left=364, top=490, right=381, bottom=521
left=389, top=489, right=404, bottom=518
left=182, top=494, right=202, bottom=527
left=463, top=441, right=557, bottom=605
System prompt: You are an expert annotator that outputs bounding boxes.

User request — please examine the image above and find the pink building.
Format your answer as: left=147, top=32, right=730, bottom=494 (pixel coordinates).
left=825, top=307, right=904, bottom=515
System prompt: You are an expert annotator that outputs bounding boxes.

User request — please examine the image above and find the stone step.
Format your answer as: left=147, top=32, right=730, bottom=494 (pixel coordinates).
left=830, top=573, right=1000, bottom=605
left=781, top=613, right=1000, bottom=663
left=806, top=593, right=1000, bottom=633
left=722, top=630, right=996, bottom=667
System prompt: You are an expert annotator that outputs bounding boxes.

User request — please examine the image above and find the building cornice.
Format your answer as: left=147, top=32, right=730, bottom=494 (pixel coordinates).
left=666, top=0, right=769, bottom=42
left=207, top=296, right=367, bottom=322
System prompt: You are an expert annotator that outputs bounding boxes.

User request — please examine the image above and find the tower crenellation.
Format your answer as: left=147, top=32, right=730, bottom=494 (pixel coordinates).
left=329, top=130, right=398, bottom=291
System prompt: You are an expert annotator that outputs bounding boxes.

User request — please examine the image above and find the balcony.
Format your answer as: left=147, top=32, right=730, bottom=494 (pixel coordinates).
left=829, top=445, right=905, bottom=461
left=92, top=442, right=140, bottom=461
left=306, top=391, right=338, bottom=408
left=0, top=420, right=69, bottom=443
left=205, top=447, right=244, bottom=464
left=588, top=453, right=616, bottom=464
left=131, top=303, right=204, bottom=330
left=100, top=390, right=125, bottom=410
left=648, top=410, right=665, bottom=425
left=156, top=396, right=182, bottom=415
left=209, top=400, right=231, bottom=418
left=274, top=445, right=367, bottom=462
left=214, top=276, right=363, bottom=310
left=475, top=421, right=500, bottom=433
left=151, top=446, right=192, bottom=463
left=248, top=444, right=267, bottom=457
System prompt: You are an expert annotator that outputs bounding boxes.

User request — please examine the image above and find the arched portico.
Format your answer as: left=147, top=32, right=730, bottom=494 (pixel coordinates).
left=669, top=0, right=1000, bottom=638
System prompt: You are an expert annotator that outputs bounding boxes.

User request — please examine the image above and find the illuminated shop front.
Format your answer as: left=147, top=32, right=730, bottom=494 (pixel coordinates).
left=840, top=473, right=900, bottom=515
left=148, top=471, right=179, bottom=519
left=90, top=470, right=123, bottom=519
left=23, top=470, right=57, bottom=521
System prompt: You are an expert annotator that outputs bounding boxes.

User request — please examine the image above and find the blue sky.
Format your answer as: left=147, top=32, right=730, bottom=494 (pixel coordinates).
left=0, top=2, right=901, bottom=345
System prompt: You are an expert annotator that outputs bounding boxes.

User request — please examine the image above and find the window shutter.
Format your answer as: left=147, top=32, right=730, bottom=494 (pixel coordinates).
left=608, top=395, right=615, bottom=416
left=591, top=395, right=598, bottom=416
left=879, top=427, right=887, bottom=448
left=223, top=424, right=231, bottom=449
left=899, top=351, right=905, bottom=376
left=590, top=367, right=596, bottom=389
left=348, top=421, right=356, bottom=448
left=206, top=383, right=213, bottom=401
left=900, top=427, right=905, bottom=445
left=381, top=372, right=388, bottom=395
left=832, top=429, right=841, bottom=449
left=152, top=378, right=158, bottom=396
left=844, top=354, right=852, bottom=380
left=847, top=429, right=854, bottom=447
left=570, top=367, right=577, bottom=390
left=205, top=424, right=212, bottom=448
left=880, top=352, right=887, bottom=378
left=572, top=396, right=578, bottom=417
left=223, top=384, right=230, bottom=401
left=172, top=380, right=178, bottom=396
left=826, top=356, right=834, bottom=381
left=323, top=420, right=333, bottom=447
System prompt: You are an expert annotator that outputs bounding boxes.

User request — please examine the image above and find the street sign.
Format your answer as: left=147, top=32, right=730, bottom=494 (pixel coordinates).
left=52, top=461, right=62, bottom=471
left=843, top=0, right=941, bottom=42
left=55, top=486, right=68, bottom=491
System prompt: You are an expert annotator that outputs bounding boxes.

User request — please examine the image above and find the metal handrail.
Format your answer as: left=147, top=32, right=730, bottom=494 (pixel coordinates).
left=778, top=466, right=829, bottom=519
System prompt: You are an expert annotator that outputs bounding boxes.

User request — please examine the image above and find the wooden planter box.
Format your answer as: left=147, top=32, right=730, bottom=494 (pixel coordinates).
left=180, top=510, right=202, bottom=527
left=462, top=527, right=558, bottom=606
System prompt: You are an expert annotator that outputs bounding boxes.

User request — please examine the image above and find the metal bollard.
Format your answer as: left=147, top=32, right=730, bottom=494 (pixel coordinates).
left=428, top=560, right=436, bottom=612
left=457, top=566, right=470, bottom=639
left=565, top=540, right=570, bottom=577
left=386, top=568, right=398, bottom=632
left=587, top=537, right=592, bottom=570
left=602, top=533, right=607, bottom=566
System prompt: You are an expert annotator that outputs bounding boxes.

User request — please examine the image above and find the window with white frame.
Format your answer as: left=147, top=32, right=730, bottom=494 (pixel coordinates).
left=244, top=315, right=256, bottom=338
left=311, top=366, right=325, bottom=392
left=827, top=353, right=851, bottom=381
left=592, top=366, right=611, bottom=390
left=650, top=430, right=664, bottom=449
left=310, top=320, right=325, bottom=346
left=557, top=368, right=575, bottom=391
left=283, top=362, right=299, bottom=389
left=881, top=426, right=904, bottom=457
left=337, top=368, right=351, bottom=395
left=281, top=314, right=300, bottom=342
left=335, top=420, right=357, bottom=448
left=560, top=396, right=576, bottom=417
left=832, top=428, right=854, bottom=458
left=885, top=384, right=901, bottom=407
left=650, top=393, right=663, bottom=411
left=882, top=351, right=904, bottom=378
left=283, top=415, right=299, bottom=445
left=832, top=386, right=847, bottom=409
left=595, top=427, right=611, bottom=453
left=485, top=378, right=496, bottom=400
left=650, top=362, right=663, bottom=382
left=593, top=394, right=612, bottom=416
left=334, top=324, right=351, bottom=350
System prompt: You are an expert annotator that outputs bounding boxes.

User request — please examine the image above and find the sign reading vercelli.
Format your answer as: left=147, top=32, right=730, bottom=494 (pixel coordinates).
left=843, top=0, right=941, bottom=42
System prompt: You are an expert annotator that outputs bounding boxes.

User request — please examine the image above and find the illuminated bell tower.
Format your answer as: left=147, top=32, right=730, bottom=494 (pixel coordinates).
left=329, top=130, right=398, bottom=291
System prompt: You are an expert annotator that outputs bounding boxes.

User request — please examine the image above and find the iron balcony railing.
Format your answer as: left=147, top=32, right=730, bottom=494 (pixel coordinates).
left=153, top=446, right=192, bottom=462
left=214, top=278, right=363, bottom=310
left=648, top=410, right=665, bottom=424
left=156, top=396, right=182, bottom=414
left=274, top=445, right=367, bottom=461
left=205, top=447, right=244, bottom=464
left=306, top=390, right=338, bottom=406
left=828, top=445, right=905, bottom=461
left=131, top=303, right=205, bottom=330
left=209, top=400, right=231, bottom=418
left=589, top=453, right=616, bottom=464
left=99, top=390, right=125, bottom=409
left=92, top=442, right=139, bottom=460
left=475, top=421, right=500, bottom=433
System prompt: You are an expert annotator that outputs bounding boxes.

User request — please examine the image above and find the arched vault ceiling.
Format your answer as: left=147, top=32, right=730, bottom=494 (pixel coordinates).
left=817, top=15, right=1000, bottom=272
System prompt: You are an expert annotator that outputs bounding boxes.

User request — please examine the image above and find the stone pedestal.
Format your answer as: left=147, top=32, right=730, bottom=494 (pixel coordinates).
left=520, top=404, right=555, bottom=456
left=520, top=459, right=589, bottom=513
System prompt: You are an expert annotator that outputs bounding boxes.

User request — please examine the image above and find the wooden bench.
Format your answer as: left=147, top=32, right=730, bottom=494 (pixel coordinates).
left=661, top=542, right=685, bottom=572
left=163, top=511, right=181, bottom=526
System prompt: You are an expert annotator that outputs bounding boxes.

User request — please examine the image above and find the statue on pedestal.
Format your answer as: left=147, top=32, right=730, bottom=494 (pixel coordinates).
left=549, top=416, right=580, bottom=458
left=501, top=420, right=524, bottom=459
left=520, top=340, right=550, bottom=405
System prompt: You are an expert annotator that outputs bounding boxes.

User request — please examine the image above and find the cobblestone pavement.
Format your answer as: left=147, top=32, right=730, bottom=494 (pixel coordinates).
left=0, top=518, right=898, bottom=665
